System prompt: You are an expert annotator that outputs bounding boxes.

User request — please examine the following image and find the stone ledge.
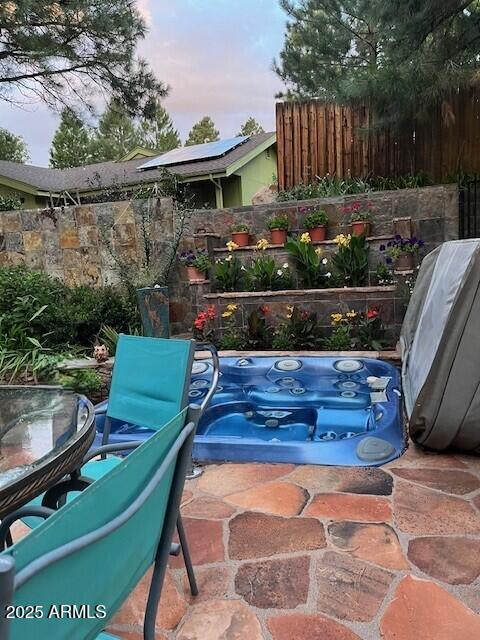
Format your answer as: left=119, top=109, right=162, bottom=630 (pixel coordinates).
left=204, top=285, right=397, bottom=300
left=213, top=234, right=394, bottom=253
left=194, top=349, right=401, bottom=362
left=189, top=279, right=210, bottom=286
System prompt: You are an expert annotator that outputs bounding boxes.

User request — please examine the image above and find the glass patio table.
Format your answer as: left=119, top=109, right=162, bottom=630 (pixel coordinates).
left=0, top=386, right=95, bottom=518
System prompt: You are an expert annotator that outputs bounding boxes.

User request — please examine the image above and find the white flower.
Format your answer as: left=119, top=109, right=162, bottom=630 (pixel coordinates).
left=241, top=265, right=246, bottom=271
left=322, top=258, right=328, bottom=265
left=225, top=254, right=232, bottom=262
left=277, top=269, right=283, bottom=276
left=326, top=272, right=332, bottom=278
left=283, top=262, right=289, bottom=269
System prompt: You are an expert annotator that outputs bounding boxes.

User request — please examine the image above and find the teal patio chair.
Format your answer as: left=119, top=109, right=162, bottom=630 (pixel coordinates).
left=16, top=335, right=202, bottom=594
left=0, top=404, right=201, bottom=640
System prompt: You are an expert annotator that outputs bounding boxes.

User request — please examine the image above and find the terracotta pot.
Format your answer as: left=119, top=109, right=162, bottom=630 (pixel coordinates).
left=308, top=226, right=327, bottom=242
left=231, top=231, right=250, bottom=247
left=270, top=228, right=287, bottom=245
left=186, top=266, right=206, bottom=282
left=351, top=221, right=371, bottom=236
left=395, top=253, right=414, bottom=271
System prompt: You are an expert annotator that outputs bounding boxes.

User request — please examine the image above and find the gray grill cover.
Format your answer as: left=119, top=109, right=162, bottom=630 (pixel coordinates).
left=401, top=239, right=480, bottom=451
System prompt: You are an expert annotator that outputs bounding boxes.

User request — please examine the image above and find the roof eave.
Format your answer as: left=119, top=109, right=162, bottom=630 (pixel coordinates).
left=225, top=133, right=276, bottom=177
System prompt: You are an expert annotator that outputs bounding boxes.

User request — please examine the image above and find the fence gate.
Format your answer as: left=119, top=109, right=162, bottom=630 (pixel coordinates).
left=459, top=177, right=480, bottom=239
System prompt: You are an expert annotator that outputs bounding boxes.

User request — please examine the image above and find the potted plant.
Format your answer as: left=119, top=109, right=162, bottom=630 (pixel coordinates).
left=380, top=235, right=424, bottom=272
left=179, top=249, right=211, bottom=282
left=346, top=201, right=372, bottom=236
left=230, top=222, right=250, bottom=247
left=267, top=214, right=289, bottom=245
left=303, top=208, right=329, bottom=241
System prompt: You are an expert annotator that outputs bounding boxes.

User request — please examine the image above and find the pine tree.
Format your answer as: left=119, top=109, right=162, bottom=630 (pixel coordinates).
left=49, top=109, right=95, bottom=168
left=185, top=117, right=220, bottom=146
left=237, top=117, right=265, bottom=137
left=275, top=0, right=480, bottom=124
left=0, top=128, right=29, bottom=163
left=92, top=100, right=141, bottom=161
left=137, top=103, right=181, bottom=151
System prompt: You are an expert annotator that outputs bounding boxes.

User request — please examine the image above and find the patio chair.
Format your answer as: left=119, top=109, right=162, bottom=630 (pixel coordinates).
left=15, top=335, right=203, bottom=594
left=0, top=404, right=201, bottom=640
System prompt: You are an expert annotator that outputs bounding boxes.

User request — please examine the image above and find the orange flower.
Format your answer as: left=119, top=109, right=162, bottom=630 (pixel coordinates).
left=366, top=308, right=379, bottom=319
left=260, top=305, right=270, bottom=315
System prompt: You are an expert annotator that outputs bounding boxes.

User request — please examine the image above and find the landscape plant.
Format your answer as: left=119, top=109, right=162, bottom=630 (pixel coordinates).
left=245, top=307, right=273, bottom=350
left=246, top=241, right=292, bottom=292
left=179, top=249, right=211, bottom=273
left=272, top=305, right=322, bottom=350
left=285, top=233, right=332, bottom=288
left=218, top=304, right=247, bottom=350
left=303, top=208, right=329, bottom=229
left=214, top=253, right=244, bottom=292
left=331, top=234, right=369, bottom=287
left=192, top=305, right=217, bottom=343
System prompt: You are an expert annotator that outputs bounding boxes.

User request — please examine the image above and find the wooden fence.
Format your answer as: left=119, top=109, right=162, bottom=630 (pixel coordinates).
left=276, top=88, right=480, bottom=190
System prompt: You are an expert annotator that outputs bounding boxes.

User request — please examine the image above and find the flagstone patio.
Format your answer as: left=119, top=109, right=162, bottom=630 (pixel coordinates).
left=91, top=444, right=480, bottom=637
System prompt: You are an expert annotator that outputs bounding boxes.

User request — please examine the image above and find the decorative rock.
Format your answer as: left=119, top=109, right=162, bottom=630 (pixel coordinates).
left=176, top=599, right=263, bottom=640
left=394, top=482, right=480, bottom=534
left=316, top=551, right=393, bottom=622
left=391, top=467, right=480, bottom=495
left=225, top=481, right=309, bottom=516
left=380, top=576, right=480, bottom=639
left=306, top=493, right=392, bottom=522
left=235, top=556, right=310, bottom=609
left=229, top=512, right=325, bottom=560
left=267, top=613, right=361, bottom=640
left=182, top=496, right=236, bottom=519
left=287, top=466, right=393, bottom=496
left=170, top=518, right=224, bottom=567
left=328, top=521, right=409, bottom=570
left=198, top=463, right=294, bottom=497
left=408, top=537, right=480, bottom=584
left=111, top=568, right=185, bottom=631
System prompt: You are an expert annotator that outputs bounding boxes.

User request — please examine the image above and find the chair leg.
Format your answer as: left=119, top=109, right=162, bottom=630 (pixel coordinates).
left=177, top=516, right=198, bottom=597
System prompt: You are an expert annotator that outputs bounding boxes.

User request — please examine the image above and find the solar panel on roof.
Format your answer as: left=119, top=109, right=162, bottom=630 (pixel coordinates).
left=137, top=136, right=249, bottom=170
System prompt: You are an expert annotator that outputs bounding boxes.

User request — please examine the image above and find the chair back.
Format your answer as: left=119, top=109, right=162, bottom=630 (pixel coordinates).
left=0, top=407, right=195, bottom=640
left=107, top=335, right=194, bottom=429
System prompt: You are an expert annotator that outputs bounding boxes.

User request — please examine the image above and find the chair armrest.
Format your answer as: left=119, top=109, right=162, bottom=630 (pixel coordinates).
left=194, top=342, right=220, bottom=415
left=0, top=506, right=55, bottom=548
left=82, top=440, right=144, bottom=464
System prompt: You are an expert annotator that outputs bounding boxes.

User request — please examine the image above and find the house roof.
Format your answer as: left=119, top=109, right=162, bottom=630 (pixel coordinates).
left=0, top=132, right=276, bottom=195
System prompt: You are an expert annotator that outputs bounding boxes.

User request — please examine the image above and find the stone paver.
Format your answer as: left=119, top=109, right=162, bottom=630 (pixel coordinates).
left=408, top=536, right=480, bottom=584
left=36, top=451, right=479, bottom=639
left=235, top=556, right=310, bottom=609
left=391, top=467, right=480, bottom=494
left=176, top=599, right=263, bottom=640
left=197, top=463, right=294, bottom=496
left=306, top=493, right=392, bottom=522
left=394, top=481, right=480, bottom=534
left=316, top=551, right=393, bottom=622
left=287, top=466, right=393, bottom=495
left=328, top=521, right=409, bottom=570
left=267, top=613, right=361, bottom=639
left=225, top=481, right=308, bottom=516
left=380, top=576, right=480, bottom=639
left=229, top=512, right=325, bottom=560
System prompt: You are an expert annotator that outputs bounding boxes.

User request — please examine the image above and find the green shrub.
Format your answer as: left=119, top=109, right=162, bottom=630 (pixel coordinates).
left=272, top=306, right=322, bottom=350
left=266, top=214, right=289, bottom=231
left=246, top=255, right=292, bottom=292
left=214, top=255, right=244, bottom=292
left=303, top=209, right=329, bottom=228
left=57, top=369, right=102, bottom=395
left=285, top=235, right=332, bottom=288
left=331, top=234, right=369, bottom=287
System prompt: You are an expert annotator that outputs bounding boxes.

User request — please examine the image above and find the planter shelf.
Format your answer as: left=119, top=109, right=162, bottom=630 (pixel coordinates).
left=204, top=284, right=396, bottom=300
left=213, top=234, right=394, bottom=253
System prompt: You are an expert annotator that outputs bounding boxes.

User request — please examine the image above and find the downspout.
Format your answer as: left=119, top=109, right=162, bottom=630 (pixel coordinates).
left=209, top=174, right=224, bottom=208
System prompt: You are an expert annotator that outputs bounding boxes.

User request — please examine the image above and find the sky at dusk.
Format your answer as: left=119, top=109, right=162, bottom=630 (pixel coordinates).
left=0, top=0, right=287, bottom=166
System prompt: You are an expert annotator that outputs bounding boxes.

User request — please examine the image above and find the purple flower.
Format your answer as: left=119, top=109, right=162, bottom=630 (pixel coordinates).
left=418, top=239, right=425, bottom=247
left=379, top=244, right=386, bottom=251
left=386, top=257, right=393, bottom=264
left=395, top=234, right=402, bottom=241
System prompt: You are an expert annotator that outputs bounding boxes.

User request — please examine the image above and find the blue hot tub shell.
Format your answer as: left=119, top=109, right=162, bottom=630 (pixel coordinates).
left=94, top=355, right=405, bottom=467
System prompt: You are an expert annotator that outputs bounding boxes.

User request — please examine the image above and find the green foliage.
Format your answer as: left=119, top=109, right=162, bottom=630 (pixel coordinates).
left=375, top=262, right=395, bottom=286
left=275, top=1, right=480, bottom=125
left=49, top=109, right=95, bottom=168
left=324, top=325, right=352, bottom=350
left=57, top=369, right=102, bottom=395
left=245, top=308, right=273, bottom=349
left=0, top=194, right=23, bottom=211
left=246, top=256, right=292, bottom=292
left=214, top=256, right=244, bottom=292
left=230, top=222, right=250, bottom=233
left=237, top=117, right=265, bottom=137
left=332, top=234, right=369, bottom=287
left=266, top=214, right=289, bottom=231
left=272, top=306, right=322, bottom=350
left=304, top=209, right=329, bottom=228
left=277, top=174, right=432, bottom=202
left=137, top=102, right=181, bottom=152
left=285, top=236, right=331, bottom=288
left=92, top=99, right=141, bottom=161
left=0, top=128, right=29, bottom=163
left=354, top=311, right=385, bottom=351
left=0, top=1, right=166, bottom=117
left=186, top=117, right=220, bottom=146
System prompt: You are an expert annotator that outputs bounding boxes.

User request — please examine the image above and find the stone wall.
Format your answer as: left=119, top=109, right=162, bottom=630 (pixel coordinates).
left=0, top=184, right=459, bottom=336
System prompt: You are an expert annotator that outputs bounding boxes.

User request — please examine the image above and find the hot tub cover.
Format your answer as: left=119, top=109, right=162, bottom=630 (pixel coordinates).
left=401, top=239, right=480, bottom=451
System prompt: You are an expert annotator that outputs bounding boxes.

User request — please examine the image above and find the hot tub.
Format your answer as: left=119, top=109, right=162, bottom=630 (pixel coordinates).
left=95, top=355, right=405, bottom=467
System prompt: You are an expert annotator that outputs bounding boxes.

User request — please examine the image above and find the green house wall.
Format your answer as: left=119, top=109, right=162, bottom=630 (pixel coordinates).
left=234, top=146, right=277, bottom=205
